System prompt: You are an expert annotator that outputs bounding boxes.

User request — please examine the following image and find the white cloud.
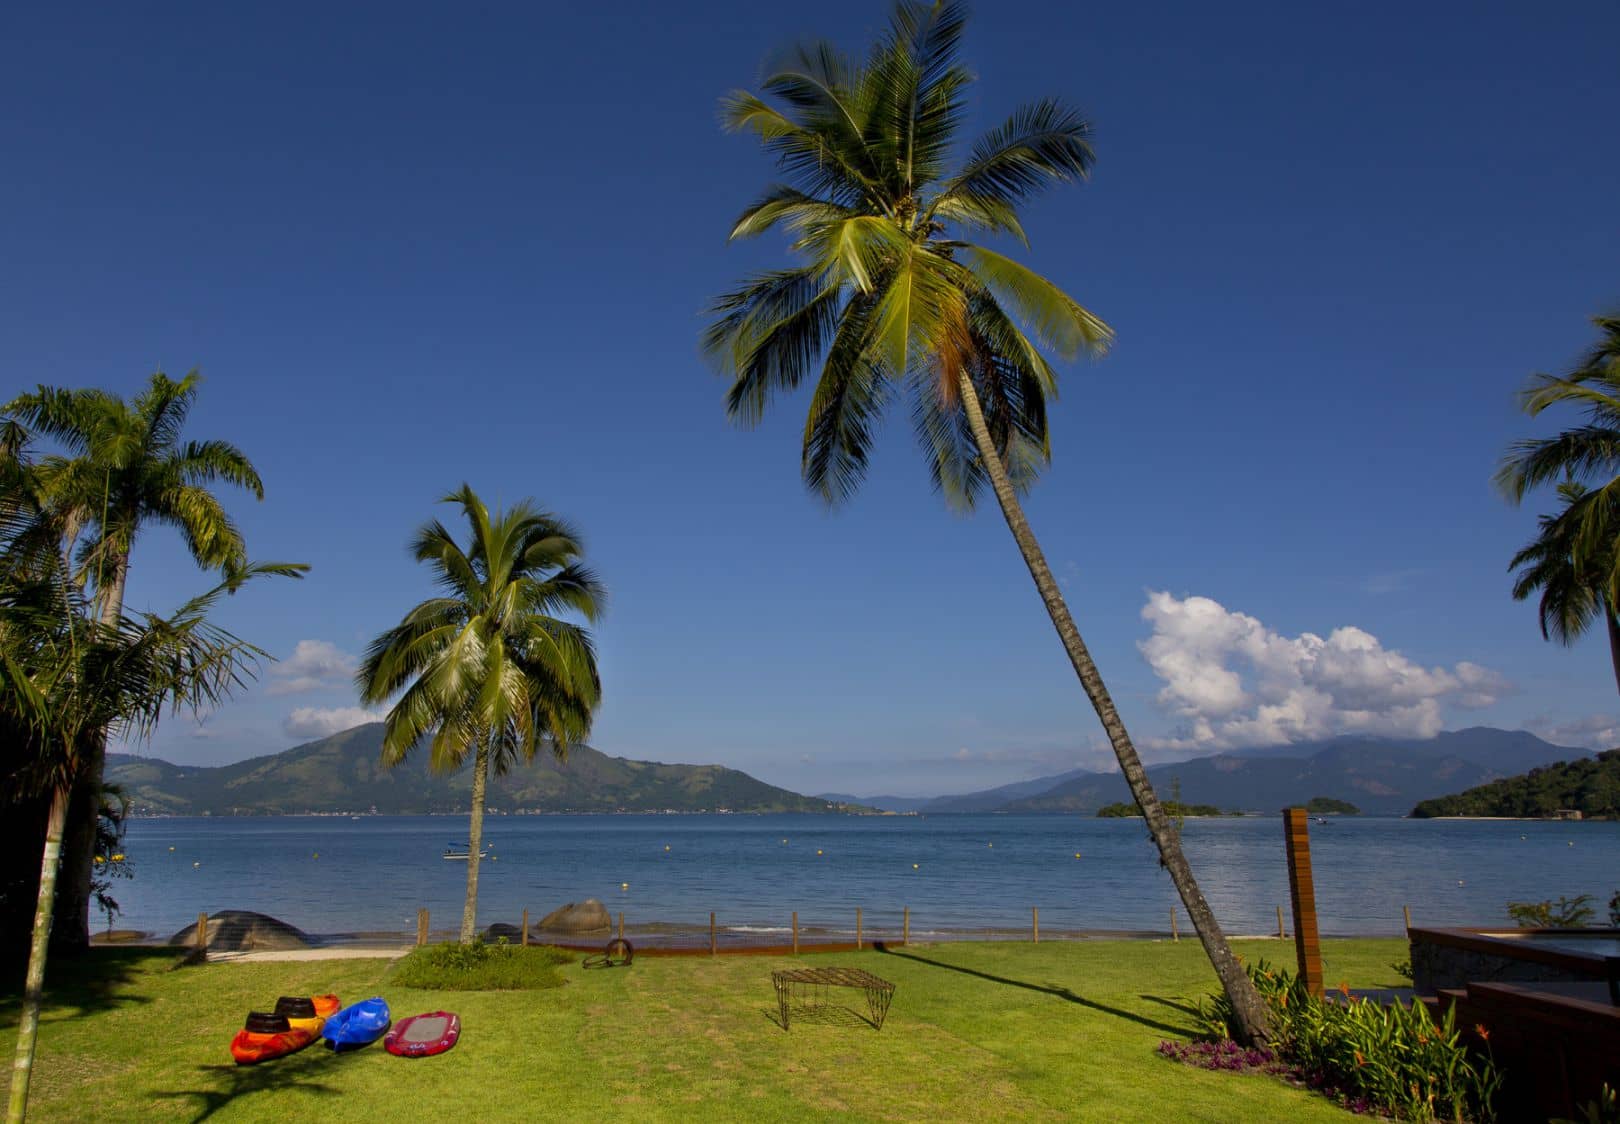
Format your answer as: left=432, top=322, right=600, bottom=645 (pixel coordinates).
left=268, top=640, right=358, bottom=696
left=1139, top=591, right=1511, bottom=750
left=1524, top=713, right=1620, bottom=750
left=284, top=706, right=383, bottom=739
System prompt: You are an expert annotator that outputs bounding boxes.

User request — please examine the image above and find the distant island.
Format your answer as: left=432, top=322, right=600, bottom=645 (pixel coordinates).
left=1303, top=797, right=1360, bottom=815
left=109, top=723, right=875, bottom=816
left=1410, top=749, right=1620, bottom=819
left=1096, top=801, right=1236, bottom=818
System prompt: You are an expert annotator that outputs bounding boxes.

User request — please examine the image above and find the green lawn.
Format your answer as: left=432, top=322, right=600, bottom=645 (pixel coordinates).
left=3, top=937, right=1406, bottom=1122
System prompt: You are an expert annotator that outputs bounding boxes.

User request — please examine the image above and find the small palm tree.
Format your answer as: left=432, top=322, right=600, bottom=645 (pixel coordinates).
left=358, top=486, right=604, bottom=944
left=706, top=0, right=1267, bottom=1041
left=4, top=371, right=266, bottom=950
left=1509, top=481, right=1620, bottom=693
left=1498, top=314, right=1620, bottom=603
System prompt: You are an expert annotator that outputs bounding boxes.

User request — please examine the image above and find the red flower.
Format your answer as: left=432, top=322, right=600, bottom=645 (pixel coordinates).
left=1475, top=1023, right=1491, bottom=1042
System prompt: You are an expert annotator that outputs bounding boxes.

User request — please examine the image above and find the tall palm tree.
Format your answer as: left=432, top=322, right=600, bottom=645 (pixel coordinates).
left=704, top=0, right=1268, bottom=1042
left=358, top=486, right=604, bottom=944
left=1498, top=314, right=1620, bottom=604
left=2, top=508, right=300, bottom=1123
left=1509, top=481, right=1620, bottom=693
left=3, top=370, right=264, bottom=950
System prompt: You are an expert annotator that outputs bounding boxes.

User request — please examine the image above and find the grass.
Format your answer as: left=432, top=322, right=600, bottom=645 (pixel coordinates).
left=388, top=941, right=572, bottom=991
left=1, top=936, right=1407, bottom=1122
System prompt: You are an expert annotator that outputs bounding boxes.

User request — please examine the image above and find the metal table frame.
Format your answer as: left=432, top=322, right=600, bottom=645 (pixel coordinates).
left=771, top=966, right=894, bottom=1030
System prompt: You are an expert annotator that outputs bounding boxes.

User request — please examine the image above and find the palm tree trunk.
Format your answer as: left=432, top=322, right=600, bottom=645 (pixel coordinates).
left=54, top=554, right=129, bottom=956
left=8, top=784, right=70, bottom=1124
left=1607, top=601, right=1620, bottom=697
left=955, top=370, right=1270, bottom=1045
left=459, top=737, right=491, bottom=944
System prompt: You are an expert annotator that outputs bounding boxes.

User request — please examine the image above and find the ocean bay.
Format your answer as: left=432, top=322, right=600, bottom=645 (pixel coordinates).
left=115, top=813, right=1620, bottom=942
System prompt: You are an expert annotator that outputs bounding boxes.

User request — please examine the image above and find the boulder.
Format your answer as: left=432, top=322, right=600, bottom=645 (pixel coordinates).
left=166, top=910, right=315, bottom=951
left=483, top=922, right=523, bottom=942
left=537, top=899, right=610, bottom=933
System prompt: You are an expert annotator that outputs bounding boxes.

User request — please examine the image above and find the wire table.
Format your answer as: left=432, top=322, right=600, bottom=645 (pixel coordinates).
left=772, top=967, right=895, bottom=1031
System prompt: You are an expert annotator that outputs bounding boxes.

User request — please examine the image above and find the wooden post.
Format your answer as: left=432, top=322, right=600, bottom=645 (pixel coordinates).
left=618, top=911, right=625, bottom=940
left=1033, top=907, right=1040, bottom=944
left=521, top=909, right=529, bottom=947
left=1403, top=904, right=1412, bottom=932
left=792, top=911, right=799, bottom=955
left=1170, top=908, right=1178, bottom=942
left=856, top=907, right=862, bottom=950
left=1277, top=905, right=1286, bottom=939
left=195, top=912, right=209, bottom=959
left=902, top=906, right=910, bottom=946
left=709, top=911, right=716, bottom=957
left=1283, top=807, right=1324, bottom=998
left=417, top=908, right=429, bottom=947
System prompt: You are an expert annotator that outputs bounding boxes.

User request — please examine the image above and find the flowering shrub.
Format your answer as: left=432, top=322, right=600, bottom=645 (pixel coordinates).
left=1157, top=1038, right=1282, bottom=1073
left=1196, top=960, right=1501, bottom=1122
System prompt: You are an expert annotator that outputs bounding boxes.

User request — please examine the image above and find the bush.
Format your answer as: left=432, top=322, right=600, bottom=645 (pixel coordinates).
left=1507, top=895, right=1594, bottom=928
left=1198, top=960, right=1501, bottom=1122
left=390, top=940, right=573, bottom=991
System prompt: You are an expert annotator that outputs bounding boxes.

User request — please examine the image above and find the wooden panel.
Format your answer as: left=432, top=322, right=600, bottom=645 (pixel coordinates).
left=1282, top=808, right=1323, bottom=997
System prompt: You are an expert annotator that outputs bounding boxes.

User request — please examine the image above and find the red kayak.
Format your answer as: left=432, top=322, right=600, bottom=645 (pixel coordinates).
left=385, top=1011, right=461, bottom=1057
left=230, top=1012, right=318, bottom=1065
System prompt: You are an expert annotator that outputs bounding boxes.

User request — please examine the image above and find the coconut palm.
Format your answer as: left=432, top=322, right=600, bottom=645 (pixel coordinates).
left=2, top=371, right=264, bottom=950
left=1498, top=314, right=1620, bottom=600
left=2, top=516, right=299, bottom=1123
left=1509, top=481, right=1620, bottom=693
left=705, top=0, right=1268, bottom=1041
left=358, top=485, right=603, bottom=944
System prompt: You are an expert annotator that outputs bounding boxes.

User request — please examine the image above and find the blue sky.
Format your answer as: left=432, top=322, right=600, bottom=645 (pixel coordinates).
left=4, top=1, right=1618, bottom=796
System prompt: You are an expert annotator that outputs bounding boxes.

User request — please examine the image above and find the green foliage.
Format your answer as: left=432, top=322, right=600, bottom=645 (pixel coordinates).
left=388, top=940, right=572, bottom=991
left=1611, top=891, right=1620, bottom=927
left=1096, top=801, right=1230, bottom=818
left=1506, top=895, right=1596, bottom=928
left=1555, top=1083, right=1620, bottom=1124
left=1201, top=961, right=1502, bottom=1122
left=1410, top=749, right=1620, bottom=818
left=1389, top=959, right=1413, bottom=983
left=1304, top=797, right=1360, bottom=815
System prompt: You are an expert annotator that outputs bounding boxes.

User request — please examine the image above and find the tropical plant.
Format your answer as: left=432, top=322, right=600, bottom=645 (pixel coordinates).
left=1, top=546, right=299, bottom=1123
left=1498, top=314, right=1620, bottom=689
left=3, top=370, right=266, bottom=950
left=703, top=0, right=1268, bottom=1042
left=1506, top=894, right=1595, bottom=928
left=358, top=485, right=604, bottom=944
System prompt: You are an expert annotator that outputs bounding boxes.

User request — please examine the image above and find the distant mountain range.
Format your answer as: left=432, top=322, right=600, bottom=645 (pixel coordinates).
left=110, top=724, right=866, bottom=816
left=817, top=728, right=1595, bottom=817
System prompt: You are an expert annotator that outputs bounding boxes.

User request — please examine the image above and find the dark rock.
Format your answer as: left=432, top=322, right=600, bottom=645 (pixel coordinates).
left=483, top=922, right=523, bottom=942
left=537, top=899, right=610, bottom=933
left=166, top=910, right=315, bottom=951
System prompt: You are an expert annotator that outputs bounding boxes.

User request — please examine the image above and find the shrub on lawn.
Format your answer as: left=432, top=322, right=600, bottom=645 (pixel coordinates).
left=390, top=940, right=573, bottom=991
left=1197, top=960, right=1501, bottom=1122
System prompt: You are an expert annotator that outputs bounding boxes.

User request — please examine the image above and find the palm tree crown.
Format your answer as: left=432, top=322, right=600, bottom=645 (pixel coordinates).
left=704, top=0, right=1110, bottom=507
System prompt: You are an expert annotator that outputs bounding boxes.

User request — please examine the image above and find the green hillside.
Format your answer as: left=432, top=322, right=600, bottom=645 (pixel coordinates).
left=1409, top=749, right=1620, bottom=819
left=108, top=724, right=868, bottom=815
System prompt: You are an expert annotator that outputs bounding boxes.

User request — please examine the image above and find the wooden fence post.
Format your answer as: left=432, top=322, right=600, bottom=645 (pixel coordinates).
left=1170, top=909, right=1178, bottom=942
left=856, top=907, right=862, bottom=950
left=902, top=906, right=910, bottom=946
left=710, top=911, right=717, bottom=957
left=1403, top=905, right=1412, bottom=932
left=1283, top=807, right=1324, bottom=998
left=521, top=909, right=529, bottom=947
left=417, top=908, right=429, bottom=947
left=618, top=911, right=625, bottom=940
left=792, top=911, right=799, bottom=955
left=195, top=912, right=209, bottom=960
left=1033, top=907, right=1040, bottom=944
left=1277, top=905, right=1285, bottom=939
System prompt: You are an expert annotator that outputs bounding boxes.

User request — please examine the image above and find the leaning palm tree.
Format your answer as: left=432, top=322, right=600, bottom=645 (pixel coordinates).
left=1498, top=314, right=1620, bottom=604
left=1509, top=481, right=1620, bottom=693
left=2, top=545, right=300, bottom=1124
left=3, top=371, right=264, bottom=950
left=358, top=486, right=604, bottom=944
left=704, top=0, right=1268, bottom=1042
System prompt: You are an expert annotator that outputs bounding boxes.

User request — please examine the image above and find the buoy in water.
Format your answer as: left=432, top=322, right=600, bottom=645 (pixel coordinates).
left=168, top=846, right=176, bottom=852
left=621, top=882, right=629, bottom=890
left=313, top=852, right=318, bottom=859
left=1075, top=853, right=1082, bottom=859
left=664, top=845, right=670, bottom=852
left=816, top=849, right=823, bottom=856
left=192, top=862, right=200, bottom=868
left=912, top=863, right=919, bottom=870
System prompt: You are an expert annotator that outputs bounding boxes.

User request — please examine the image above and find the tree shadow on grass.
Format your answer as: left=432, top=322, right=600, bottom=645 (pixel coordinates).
left=873, top=945, right=1197, bottom=1038
left=1137, top=994, right=1202, bottom=1020
left=149, top=1049, right=340, bottom=1123
left=0, top=947, right=179, bottom=1024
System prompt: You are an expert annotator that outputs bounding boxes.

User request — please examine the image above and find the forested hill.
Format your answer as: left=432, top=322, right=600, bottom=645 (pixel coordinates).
left=1409, top=750, right=1620, bottom=819
left=108, top=723, right=869, bottom=815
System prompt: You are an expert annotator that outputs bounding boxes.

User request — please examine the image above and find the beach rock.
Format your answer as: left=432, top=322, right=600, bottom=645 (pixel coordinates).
left=166, top=910, right=315, bottom=951
left=483, top=922, right=523, bottom=942
left=537, top=899, right=610, bottom=933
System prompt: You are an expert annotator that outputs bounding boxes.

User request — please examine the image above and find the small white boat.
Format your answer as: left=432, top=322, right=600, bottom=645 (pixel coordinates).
left=442, top=842, right=489, bottom=860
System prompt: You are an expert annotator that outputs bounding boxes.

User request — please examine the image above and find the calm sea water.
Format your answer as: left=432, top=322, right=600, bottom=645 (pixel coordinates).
left=112, top=814, right=1620, bottom=943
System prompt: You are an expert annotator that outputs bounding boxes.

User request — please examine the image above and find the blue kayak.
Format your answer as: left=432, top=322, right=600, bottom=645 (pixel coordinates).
left=321, top=997, right=391, bottom=1052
